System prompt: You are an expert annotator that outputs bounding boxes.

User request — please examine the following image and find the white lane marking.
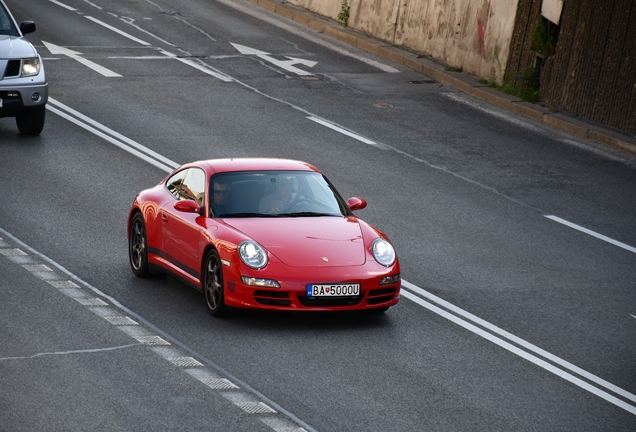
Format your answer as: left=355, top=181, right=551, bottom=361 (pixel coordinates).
left=42, top=41, right=122, bottom=77
left=85, top=16, right=151, bottom=46
left=545, top=215, right=636, bottom=254
left=47, top=0, right=76, bottom=11
left=307, top=116, right=389, bottom=148
left=0, top=229, right=316, bottom=432
left=400, top=287, right=636, bottom=415
left=158, top=50, right=233, bottom=82
left=403, top=280, right=636, bottom=403
left=47, top=98, right=178, bottom=172
left=632, top=315, right=636, bottom=320
left=214, top=0, right=400, bottom=73
left=46, top=3, right=230, bottom=80
left=231, top=43, right=317, bottom=76
left=49, top=93, right=633, bottom=411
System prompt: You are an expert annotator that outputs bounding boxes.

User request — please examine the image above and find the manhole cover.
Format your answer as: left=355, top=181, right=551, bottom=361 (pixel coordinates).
left=301, top=76, right=319, bottom=80
left=373, top=103, right=393, bottom=108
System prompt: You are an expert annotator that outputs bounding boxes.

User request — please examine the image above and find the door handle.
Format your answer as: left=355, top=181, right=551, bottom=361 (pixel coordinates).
left=161, top=213, right=168, bottom=222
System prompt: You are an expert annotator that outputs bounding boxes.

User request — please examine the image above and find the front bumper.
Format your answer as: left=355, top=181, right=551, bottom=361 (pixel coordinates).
left=223, top=261, right=401, bottom=312
left=0, top=80, right=48, bottom=117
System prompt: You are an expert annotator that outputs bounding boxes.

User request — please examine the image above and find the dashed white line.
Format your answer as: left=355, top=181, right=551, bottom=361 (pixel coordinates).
left=85, top=16, right=151, bottom=46
left=545, top=215, right=636, bottom=254
left=47, top=0, right=76, bottom=11
left=158, top=49, right=234, bottom=82
left=307, top=115, right=388, bottom=148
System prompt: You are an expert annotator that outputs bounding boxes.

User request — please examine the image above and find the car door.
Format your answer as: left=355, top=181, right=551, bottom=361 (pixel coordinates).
left=161, top=167, right=207, bottom=281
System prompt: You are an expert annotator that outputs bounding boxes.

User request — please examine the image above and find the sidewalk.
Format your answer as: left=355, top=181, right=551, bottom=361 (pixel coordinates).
left=248, top=0, right=636, bottom=157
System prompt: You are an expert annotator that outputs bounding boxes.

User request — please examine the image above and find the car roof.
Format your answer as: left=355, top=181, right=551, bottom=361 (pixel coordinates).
left=186, top=158, right=321, bottom=175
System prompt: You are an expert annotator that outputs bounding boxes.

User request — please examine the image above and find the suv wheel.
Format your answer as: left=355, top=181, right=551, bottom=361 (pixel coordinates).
left=16, top=108, right=45, bottom=135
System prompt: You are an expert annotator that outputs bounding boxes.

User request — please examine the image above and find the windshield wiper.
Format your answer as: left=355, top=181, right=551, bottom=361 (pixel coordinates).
left=278, top=212, right=338, bottom=217
left=218, top=212, right=275, bottom=218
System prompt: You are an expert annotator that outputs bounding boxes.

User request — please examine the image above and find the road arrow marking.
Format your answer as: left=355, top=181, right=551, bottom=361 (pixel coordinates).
left=231, top=43, right=316, bottom=76
left=42, top=41, right=122, bottom=77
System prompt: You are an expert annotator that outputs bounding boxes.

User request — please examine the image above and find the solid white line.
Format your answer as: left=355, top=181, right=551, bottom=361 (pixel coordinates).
left=47, top=0, right=76, bottom=11
left=46, top=104, right=175, bottom=173
left=48, top=98, right=178, bottom=171
left=402, top=280, right=636, bottom=403
left=544, top=215, right=636, bottom=254
left=399, top=288, right=636, bottom=415
left=85, top=16, right=151, bottom=46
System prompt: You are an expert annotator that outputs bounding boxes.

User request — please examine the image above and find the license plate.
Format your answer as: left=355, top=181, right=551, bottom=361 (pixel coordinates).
left=306, top=283, right=360, bottom=297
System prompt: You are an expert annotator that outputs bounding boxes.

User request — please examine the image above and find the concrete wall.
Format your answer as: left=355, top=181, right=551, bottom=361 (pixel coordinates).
left=286, top=0, right=520, bottom=82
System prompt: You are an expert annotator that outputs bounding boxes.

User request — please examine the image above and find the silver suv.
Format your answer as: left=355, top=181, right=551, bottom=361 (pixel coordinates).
left=0, top=0, right=47, bottom=135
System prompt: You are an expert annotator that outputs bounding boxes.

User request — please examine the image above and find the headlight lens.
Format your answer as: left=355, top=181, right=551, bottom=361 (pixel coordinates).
left=372, top=238, right=396, bottom=267
left=21, top=58, right=40, bottom=77
left=238, top=241, right=268, bottom=269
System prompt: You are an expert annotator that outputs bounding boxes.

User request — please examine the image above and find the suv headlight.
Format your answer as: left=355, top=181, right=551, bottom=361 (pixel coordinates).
left=238, top=241, right=268, bottom=269
left=372, top=238, right=396, bottom=267
left=21, top=58, right=40, bottom=77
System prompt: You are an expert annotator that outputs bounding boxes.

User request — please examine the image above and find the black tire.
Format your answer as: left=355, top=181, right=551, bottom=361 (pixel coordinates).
left=129, top=213, right=150, bottom=277
left=203, top=249, right=227, bottom=317
left=16, top=107, right=45, bottom=135
left=365, top=306, right=389, bottom=315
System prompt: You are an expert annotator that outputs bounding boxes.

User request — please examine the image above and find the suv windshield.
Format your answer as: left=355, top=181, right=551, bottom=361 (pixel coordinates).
left=0, top=4, right=18, bottom=36
left=210, top=171, right=351, bottom=218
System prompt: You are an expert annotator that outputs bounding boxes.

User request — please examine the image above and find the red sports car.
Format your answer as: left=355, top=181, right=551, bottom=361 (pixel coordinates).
left=128, top=158, right=400, bottom=316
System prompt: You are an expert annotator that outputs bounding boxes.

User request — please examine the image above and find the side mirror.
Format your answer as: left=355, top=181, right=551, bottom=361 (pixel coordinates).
left=20, top=21, right=36, bottom=35
left=174, top=199, right=203, bottom=215
left=347, top=197, right=367, bottom=211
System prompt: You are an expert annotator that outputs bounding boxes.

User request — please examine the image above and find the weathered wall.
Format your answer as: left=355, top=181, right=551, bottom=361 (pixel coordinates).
left=286, top=0, right=519, bottom=82
left=507, top=0, right=636, bottom=135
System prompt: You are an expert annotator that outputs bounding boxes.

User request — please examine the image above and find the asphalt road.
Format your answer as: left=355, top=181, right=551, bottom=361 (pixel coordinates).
left=1, top=0, right=635, bottom=430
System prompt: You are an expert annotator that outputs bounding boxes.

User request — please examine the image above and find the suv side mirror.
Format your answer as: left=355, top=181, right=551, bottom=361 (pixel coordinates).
left=20, top=21, right=36, bottom=35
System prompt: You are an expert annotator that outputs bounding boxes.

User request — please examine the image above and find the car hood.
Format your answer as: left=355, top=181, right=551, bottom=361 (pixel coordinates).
left=0, top=36, right=37, bottom=59
left=225, top=217, right=366, bottom=267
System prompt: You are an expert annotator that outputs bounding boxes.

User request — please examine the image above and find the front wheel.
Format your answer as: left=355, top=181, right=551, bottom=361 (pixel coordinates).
left=129, top=213, right=150, bottom=277
left=16, top=108, right=45, bottom=135
left=203, top=249, right=227, bottom=317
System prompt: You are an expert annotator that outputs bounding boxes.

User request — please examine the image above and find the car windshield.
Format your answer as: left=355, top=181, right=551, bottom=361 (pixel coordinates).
left=210, top=171, right=351, bottom=218
left=0, top=5, right=19, bottom=36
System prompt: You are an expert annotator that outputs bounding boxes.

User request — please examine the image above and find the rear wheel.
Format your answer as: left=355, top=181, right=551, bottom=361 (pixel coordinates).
left=16, top=108, right=45, bottom=135
left=129, top=213, right=150, bottom=277
left=204, top=249, right=227, bottom=317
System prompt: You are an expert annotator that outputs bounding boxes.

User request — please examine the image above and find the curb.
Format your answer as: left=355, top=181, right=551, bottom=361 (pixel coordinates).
left=248, top=0, right=636, bottom=157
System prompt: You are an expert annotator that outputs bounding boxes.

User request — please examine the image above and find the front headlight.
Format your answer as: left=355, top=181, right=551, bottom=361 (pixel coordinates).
left=21, top=58, right=40, bottom=77
left=372, top=238, right=396, bottom=267
left=238, top=241, right=268, bottom=269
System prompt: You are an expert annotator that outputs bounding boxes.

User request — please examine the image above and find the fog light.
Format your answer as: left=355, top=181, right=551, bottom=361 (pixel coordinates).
left=241, top=276, right=280, bottom=288
left=379, top=273, right=400, bottom=286
left=31, top=92, right=41, bottom=102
